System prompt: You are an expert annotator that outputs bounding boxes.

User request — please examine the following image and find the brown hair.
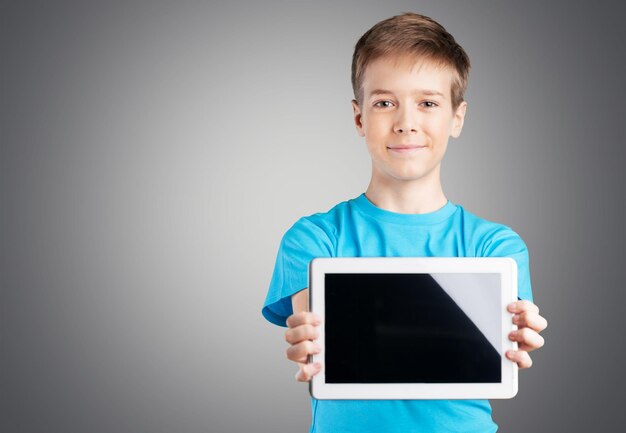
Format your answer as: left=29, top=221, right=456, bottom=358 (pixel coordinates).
left=351, top=12, right=471, bottom=110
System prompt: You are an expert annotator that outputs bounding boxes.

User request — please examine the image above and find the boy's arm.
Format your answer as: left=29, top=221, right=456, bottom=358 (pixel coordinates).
left=482, top=227, right=547, bottom=368
left=284, top=289, right=323, bottom=382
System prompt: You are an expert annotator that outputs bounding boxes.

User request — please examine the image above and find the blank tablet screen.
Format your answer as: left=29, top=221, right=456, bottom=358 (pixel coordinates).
left=324, top=273, right=502, bottom=384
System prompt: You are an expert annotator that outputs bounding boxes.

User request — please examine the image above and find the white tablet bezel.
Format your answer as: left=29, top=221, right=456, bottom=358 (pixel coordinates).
left=308, top=257, right=518, bottom=400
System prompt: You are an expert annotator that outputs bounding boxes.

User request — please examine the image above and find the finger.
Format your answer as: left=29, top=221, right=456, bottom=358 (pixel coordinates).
left=286, top=340, right=322, bottom=363
left=513, top=311, right=548, bottom=332
left=285, top=324, right=320, bottom=345
left=507, top=300, right=539, bottom=314
left=506, top=350, right=533, bottom=369
left=509, top=328, right=545, bottom=351
left=295, top=362, right=322, bottom=382
left=286, top=311, right=322, bottom=329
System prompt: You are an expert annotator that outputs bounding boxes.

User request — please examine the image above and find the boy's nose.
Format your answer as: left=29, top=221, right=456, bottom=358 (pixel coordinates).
left=393, top=107, right=419, bottom=134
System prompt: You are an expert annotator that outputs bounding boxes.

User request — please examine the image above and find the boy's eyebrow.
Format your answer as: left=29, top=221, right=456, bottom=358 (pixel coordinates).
left=368, top=89, right=445, bottom=98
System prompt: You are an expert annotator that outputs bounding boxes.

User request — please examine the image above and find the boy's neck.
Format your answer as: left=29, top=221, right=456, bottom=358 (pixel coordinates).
left=365, top=167, right=448, bottom=215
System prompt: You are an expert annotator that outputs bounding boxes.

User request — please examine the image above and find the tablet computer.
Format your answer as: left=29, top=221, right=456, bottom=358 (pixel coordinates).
left=308, top=257, right=518, bottom=400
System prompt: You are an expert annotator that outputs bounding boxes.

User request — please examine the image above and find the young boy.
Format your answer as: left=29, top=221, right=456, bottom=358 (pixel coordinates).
left=262, top=12, right=547, bottom=433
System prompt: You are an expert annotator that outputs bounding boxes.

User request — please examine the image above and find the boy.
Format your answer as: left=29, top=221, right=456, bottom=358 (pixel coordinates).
left=262, top=12, right=547, bottom=433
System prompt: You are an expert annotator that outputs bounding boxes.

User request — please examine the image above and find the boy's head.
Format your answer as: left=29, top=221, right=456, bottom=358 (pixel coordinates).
left=350, top=12, right=471, bottom=186
left=351, top=12, right=470, bottom=112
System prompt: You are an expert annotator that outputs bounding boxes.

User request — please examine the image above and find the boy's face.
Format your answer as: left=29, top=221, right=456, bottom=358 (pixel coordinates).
left=352, top=56, right=467, bottom=185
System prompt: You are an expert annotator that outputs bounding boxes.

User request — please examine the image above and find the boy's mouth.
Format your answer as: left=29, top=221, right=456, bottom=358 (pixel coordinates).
left=387, top=145, right=427, bottom=153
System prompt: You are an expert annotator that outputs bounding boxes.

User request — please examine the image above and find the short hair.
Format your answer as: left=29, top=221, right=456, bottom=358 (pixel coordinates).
left=351, top=12, right=471, bottom=111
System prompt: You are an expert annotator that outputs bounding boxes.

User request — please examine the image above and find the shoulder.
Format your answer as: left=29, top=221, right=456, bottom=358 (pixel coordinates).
left=454, top=204, right=528, bottom=257
left=283, top=197, right=356, bottom=245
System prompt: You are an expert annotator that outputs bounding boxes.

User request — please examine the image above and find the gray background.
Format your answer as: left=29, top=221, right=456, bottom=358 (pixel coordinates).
left=1, top=0, right=625, bottom=432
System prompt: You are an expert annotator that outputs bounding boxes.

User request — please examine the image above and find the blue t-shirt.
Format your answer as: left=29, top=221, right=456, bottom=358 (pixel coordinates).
left=262, top=193, right=533, bottom=433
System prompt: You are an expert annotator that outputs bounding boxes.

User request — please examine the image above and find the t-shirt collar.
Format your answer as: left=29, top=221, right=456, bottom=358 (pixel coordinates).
left=353, top=193, right=457, bottom=225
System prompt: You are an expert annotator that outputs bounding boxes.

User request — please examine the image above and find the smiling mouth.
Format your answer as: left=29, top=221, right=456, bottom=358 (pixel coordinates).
left=387, top=145, right=427, bottom=153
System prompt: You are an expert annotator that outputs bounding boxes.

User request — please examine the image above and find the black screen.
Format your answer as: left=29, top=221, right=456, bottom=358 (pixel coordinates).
left=324, top=273, right=501, bottom=383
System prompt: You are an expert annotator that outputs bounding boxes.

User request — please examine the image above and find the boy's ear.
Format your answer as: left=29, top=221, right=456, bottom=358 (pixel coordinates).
left=351, top=99, right=365, bottom=137
left=450, top=101, right=468, bottom=138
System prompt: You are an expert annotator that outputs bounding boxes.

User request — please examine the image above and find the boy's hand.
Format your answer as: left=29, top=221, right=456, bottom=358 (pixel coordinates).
left=285, top=311, right=323, bottom=382
left=506, top=300, right=548, bottom=369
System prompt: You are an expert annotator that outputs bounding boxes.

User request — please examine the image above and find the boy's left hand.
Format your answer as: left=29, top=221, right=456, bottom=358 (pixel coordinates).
left=505, top=300, right=548, bottom=369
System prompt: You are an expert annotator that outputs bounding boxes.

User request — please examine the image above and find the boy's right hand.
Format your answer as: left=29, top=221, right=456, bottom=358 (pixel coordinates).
left=285, top=311, right=323, bottom=382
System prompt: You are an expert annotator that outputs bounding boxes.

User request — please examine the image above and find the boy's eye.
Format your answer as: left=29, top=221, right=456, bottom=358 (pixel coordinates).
left=373, top=100, right=394, bottom=108
left=420, top=101, right=438, bottom=108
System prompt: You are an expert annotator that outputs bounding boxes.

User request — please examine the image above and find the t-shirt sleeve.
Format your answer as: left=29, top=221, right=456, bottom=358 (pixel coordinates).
left=262, top=217, right=335, bottom=327
left=482, top=226, right=533, bottom=302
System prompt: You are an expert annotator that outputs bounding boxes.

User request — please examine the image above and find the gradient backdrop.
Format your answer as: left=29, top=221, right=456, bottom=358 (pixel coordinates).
left=2, top=1, right=625, bottom=432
